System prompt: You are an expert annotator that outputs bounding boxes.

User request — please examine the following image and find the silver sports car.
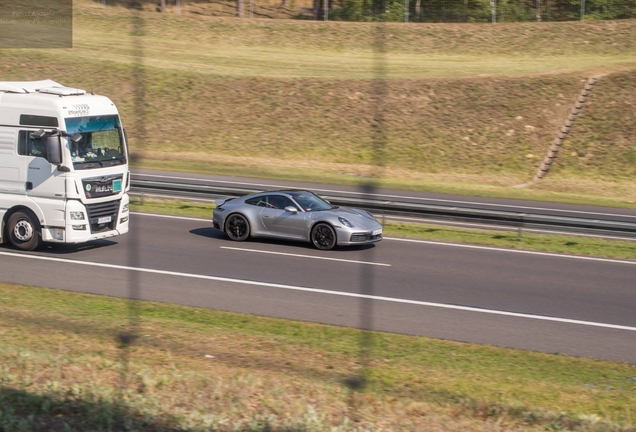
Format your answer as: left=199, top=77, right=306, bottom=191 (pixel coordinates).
left=212, top=190, right=382, bottom=250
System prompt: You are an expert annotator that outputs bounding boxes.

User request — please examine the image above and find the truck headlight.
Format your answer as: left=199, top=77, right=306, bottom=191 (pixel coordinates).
left=70, top=211, right=85, bottom=221
left=122, top=203, right=129, bottom=213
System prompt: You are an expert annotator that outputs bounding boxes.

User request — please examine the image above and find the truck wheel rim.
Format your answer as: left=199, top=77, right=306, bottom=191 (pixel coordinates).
left=14, top=220, right=34, bottom=242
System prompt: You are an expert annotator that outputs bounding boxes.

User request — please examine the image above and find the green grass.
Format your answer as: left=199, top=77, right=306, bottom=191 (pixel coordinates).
left=131, top=196, right=636, bottom=260
left=385, top=222, right=636, bottom=260
left=1, top=282, right=636, bottom=431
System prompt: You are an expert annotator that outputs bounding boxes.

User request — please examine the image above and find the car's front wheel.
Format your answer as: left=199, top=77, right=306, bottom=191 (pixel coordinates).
left=311, top=223, right=336, bottom=250
left=225, top=214, right=250, bottom=241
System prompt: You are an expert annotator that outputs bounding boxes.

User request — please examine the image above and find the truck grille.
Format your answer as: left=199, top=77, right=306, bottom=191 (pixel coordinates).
left=85, top=199, right=121, bottom=233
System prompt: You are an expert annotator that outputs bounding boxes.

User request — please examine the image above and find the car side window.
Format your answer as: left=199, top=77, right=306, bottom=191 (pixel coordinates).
left=245, top=196, right=271, bottom=207
left=246, top=195, right=296, bottom=210
left=263, top=195, right=296, bottom=210
left=18, top=131, right=47, bottom=158
left=245, top=197, right=262, bottom=206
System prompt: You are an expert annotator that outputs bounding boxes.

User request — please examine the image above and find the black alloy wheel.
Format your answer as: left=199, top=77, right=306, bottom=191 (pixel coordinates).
left=311, top=223, right=336, bottom=250
left=225, top=214, right=250, bottom=241
left=8, top=210, right=42, bottom=251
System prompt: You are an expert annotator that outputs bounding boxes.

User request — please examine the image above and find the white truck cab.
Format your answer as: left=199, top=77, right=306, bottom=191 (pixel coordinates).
left=0, top=80, right=130, bottom=250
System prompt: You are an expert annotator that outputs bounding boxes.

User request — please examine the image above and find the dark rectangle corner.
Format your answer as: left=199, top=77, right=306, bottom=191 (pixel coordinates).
left=0, top=0, right=73, bottom=49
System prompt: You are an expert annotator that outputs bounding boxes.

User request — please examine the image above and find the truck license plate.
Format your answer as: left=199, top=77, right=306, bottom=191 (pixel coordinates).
left=98, top=216, right=112, bottom=224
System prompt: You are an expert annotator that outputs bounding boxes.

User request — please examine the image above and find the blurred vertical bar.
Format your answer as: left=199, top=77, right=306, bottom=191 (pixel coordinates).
left=347, top=0, right=387, bottom=412
left=580, top=0, right=585, bottom=20
left=117, top=0, right=145, bottom=415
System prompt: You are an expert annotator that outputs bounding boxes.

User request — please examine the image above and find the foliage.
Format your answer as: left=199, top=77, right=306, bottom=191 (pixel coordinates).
left=324, top=0, right=636, bottom=21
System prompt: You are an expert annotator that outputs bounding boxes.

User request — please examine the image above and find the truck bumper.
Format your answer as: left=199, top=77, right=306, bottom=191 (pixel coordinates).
left=42, top=195, right=130, bottom=244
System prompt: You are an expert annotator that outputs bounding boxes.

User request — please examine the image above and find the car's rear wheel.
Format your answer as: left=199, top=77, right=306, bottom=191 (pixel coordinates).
left=225, top=214, right=250, bottom=241
left=311, top=223, right=336, bottom=250
left=8, top=210, right=42, bottom=251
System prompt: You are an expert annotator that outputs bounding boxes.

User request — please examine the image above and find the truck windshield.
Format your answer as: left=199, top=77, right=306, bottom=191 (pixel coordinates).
left=65, top=115, right=126, bottom=170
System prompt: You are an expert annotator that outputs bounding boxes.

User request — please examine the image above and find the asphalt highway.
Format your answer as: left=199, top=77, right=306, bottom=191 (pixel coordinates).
left=1, top=211, right=636, bottom=363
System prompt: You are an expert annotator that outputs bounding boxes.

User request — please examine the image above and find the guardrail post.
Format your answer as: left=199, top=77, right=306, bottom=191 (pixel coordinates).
left=518, top=213, right=525, bottom=238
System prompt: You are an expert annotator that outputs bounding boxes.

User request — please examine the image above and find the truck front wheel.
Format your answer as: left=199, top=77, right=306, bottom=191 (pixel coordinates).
left=8, top=211, right=42, bottom=251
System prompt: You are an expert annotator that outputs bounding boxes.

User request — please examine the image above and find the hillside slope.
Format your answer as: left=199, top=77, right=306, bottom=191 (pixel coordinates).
left=2, top=0, right=635, bottom=203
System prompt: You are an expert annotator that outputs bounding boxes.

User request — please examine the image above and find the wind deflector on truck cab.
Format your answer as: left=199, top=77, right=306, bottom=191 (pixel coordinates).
left=0, top=80, right=62, bottom=93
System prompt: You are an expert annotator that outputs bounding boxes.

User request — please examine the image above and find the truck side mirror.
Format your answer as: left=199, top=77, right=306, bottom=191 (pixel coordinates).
left=46, top=136, right=62, bottom=165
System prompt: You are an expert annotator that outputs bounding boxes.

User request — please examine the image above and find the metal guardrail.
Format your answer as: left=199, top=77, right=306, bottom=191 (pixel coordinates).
left=130, top=179, right=636, bottom=239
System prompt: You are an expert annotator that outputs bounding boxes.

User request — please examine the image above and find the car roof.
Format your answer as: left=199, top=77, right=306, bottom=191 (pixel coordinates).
left=251, top=189, right=311, bottom=196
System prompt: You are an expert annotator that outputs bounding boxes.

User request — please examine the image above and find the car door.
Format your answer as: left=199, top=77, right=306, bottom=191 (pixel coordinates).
left=259, top=194, right=307, bottom=239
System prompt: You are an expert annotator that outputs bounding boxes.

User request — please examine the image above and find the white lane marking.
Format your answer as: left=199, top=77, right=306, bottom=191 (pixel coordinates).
left=133, top=173, right=636, bottom=219
left=1, top=250, right=635, bottom=332
left=220, top=246, right=391, bottom=266
left=133, top=212, right=636, bottom=265
left=386, top=237, right=636, bottom=265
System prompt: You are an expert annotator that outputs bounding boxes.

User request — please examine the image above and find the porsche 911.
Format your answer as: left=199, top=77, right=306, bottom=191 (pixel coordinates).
left=212, top=190, right=382, bottom=250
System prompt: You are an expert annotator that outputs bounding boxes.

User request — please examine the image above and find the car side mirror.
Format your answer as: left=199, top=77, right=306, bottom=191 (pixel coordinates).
left=284, top=206, right=298, bottom=214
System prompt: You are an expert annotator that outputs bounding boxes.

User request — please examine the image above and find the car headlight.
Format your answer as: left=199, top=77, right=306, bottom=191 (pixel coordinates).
left=70, top=211, right=85, bottom=221
left=338, top=217, right=354, bottom=228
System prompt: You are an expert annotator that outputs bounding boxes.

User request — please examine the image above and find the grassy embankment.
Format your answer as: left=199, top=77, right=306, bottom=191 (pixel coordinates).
left=2, top=281, right=636, bottom=431
left=1, top=0, right=635, bottom=207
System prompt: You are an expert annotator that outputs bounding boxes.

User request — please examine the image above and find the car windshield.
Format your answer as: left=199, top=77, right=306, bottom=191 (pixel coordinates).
left=288, top=191, right=333, bottom=212
left=65, top=115, right=126, bottom=170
